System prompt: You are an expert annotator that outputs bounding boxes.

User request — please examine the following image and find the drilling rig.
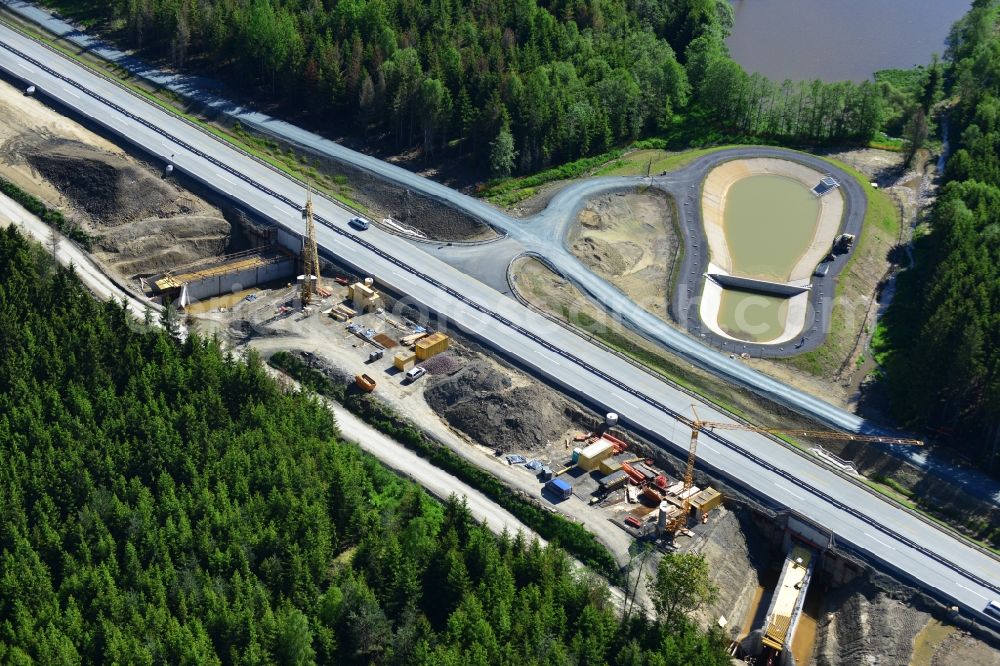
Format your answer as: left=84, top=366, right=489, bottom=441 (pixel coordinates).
left=300, top=185, right=323, bottom=306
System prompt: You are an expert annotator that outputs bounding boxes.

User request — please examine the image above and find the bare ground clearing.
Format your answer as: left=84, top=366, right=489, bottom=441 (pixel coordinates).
left=3, top=51, right=993, bottom=661
left=509, top=254, right=1000, bottom=546
left=568, top=189, right=678, bottom=322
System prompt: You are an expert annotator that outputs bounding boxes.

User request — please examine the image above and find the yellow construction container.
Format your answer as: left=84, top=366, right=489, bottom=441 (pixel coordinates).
left=415, top=332, right=450, bottom=360
left=599, top=457, right=623, bottom=476
left=348, top=282, right=381, bottom=311
left=689, top=487, right=723, bottom=519
left=577, top=440, right=614, bottom=472
left=393, top=352, right=417, bottom=371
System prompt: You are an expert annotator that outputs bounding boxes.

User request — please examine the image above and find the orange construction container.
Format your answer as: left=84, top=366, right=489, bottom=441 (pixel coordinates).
left=602, top=432, right=628, bottom=453
left=643, top=486, right=663, bottom=503
left=621, top=462, right=645, bottom=484
left=355, top=373, right=376, bottom=392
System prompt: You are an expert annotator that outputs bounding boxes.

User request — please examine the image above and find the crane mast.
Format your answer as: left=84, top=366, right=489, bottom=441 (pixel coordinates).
left=666, top=406, right=922, bottom=534
left=300, top=185, right=322, bottom=306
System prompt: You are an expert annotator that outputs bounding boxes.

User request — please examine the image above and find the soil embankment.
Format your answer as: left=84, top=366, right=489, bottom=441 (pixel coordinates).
left=688, top=507, right=771, bottom=634
left=244, top=126, right=496, bottom=242
left=0, top=78, right=239, bottom=278
left=567, top=189, right=677, bottom=322
left=814, top=573, right=931, bottom=665
left=813, top=570, right=1000, bottom=665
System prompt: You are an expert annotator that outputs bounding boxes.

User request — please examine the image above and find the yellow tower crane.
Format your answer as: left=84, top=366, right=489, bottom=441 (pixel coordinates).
left=300, top=185, right=322, bottom=306
left=666, top=405, right=923, bottom=532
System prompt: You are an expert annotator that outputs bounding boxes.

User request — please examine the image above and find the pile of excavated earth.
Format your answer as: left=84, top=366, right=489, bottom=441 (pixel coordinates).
left=0, top=79, right=239, bottom=278
left=3, top=71, right=998, bottom=664
left=424, top=348, right=592, bottom=452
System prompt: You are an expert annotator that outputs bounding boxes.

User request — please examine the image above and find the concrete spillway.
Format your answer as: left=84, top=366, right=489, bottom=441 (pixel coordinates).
left=706, top=273, right=811, bottom=297
left=759, top=544, right=815, bottom=665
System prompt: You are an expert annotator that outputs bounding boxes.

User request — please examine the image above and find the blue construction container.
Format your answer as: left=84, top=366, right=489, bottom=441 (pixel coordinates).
left=546, top=478, right=573, bottom=500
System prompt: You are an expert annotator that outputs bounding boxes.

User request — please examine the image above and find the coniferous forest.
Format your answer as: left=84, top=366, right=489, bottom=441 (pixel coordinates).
left=876, top=0, right=1000, bottom=468
left=0, top=225, right=729, bottom=663
left=45, top=0, right=888, bottom=173
left=26, top=1, right=1000, bottom=463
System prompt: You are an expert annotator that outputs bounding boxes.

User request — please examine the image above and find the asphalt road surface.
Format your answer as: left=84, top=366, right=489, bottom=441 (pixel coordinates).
left=8, top=0, right=1000, bottom=506
left=1, top=17, right=999, bottom=625
left=0, top=0, right=874, bottom=432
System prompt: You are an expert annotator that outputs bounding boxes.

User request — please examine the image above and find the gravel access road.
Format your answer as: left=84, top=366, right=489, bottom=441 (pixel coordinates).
left=0, top=191, right=156, bottom=319
left=8, top=1, right=999, bottom=504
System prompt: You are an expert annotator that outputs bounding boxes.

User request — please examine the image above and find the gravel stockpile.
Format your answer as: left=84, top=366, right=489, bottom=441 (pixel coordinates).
left=419, top=352, right=461, bottom=375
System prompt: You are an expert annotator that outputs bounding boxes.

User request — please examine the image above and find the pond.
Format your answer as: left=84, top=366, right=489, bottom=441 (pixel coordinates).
left=723, top=174, right=819, bottom=282
left=726, top=0, right=970, bottom=81
left=716, top=290, right=789, bottom=343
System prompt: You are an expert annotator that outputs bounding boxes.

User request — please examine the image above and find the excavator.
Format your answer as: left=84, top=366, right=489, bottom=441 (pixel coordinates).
left=665, top=405, right=923, bottom=533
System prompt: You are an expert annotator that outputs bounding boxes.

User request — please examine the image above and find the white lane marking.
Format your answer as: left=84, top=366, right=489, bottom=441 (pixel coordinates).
left=862, top=532, right=896, bottom=550
left=956, top=583, right=988, bottom=601
left=617, top=395, right=644, bottom=412
left=773, top=483, right=804, bottom=501
left=63, top=87, right=80, bottom=99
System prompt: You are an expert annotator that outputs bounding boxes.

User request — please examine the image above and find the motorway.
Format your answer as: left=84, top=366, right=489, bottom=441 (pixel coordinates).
left=8, top=0, right=1000, bottom=505
left=1, top=19, right=999, bottom=625
left=0, top=0, right=879, bottom=436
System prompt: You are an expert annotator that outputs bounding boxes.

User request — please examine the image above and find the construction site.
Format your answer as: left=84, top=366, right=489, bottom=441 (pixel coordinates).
left=1, top=68, right=998, bottom=665
left=188, top=234, right=943, bottom=664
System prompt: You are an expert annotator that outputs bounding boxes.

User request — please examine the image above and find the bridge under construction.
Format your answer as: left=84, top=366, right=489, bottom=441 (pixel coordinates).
left=150, top=246, right=295, bottom=306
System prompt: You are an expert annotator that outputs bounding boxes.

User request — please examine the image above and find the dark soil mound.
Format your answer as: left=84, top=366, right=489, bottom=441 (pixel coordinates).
left=26, top=140, right=192, bottom=226
left=424, top=359, right=585, bottom=452
left=30, top=152, right=120, bottom=219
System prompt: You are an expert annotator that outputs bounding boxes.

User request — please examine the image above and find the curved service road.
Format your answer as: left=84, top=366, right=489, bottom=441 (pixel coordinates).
left=2, top=12, right=1000, bottom=626
left=0, top=2, right=928, bottom=438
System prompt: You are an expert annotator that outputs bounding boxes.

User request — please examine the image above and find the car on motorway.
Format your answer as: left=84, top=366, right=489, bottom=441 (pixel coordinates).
left=985, top=599, right=1000, bottom=619
left=349, top=216, right=370, bottom=231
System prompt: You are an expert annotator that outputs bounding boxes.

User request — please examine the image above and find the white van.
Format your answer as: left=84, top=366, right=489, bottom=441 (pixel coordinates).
left=405, top=366, right=426, bottom=383
left=986, top=599, right=1000, bottom=619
